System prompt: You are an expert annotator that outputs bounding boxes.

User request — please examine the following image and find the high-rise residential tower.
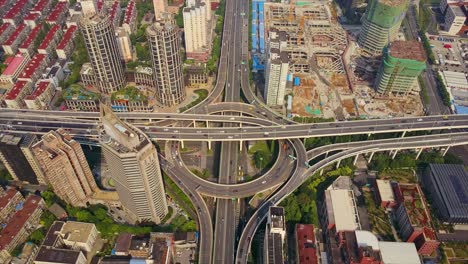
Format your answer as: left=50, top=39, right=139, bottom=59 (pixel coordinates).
left=100, top=105, right=168, bottom=224
left=146, top=14, right=186, bottom=106
left=79, top=13, right=126, bottom=94
left=374, top=41, right=426, bottom=95
left=358, top=0, right=409, bottom=55
left=32, top=129, right=99, bottom=206
left=153, top=0, right=168, bottom=20
left=183, top=1, right=208, bottom=60
left=0, top=134, right=45, bottom=185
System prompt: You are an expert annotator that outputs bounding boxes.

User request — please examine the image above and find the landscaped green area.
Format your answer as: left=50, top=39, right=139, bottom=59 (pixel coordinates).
left=163, top=173, right=195, bottom=212
left=369, top=151, right=463, bottom=172
left=191, top=168, right=211, bottom=179
left=160, top=206, right=174, bottom=224
left=248, top=141, right=276, bottom=170
left=179, top=89, right=208, bottom=112
left=62, top=84, right=100, bottom=101
left=111, top=86, right=147, bottom=102
left=206, top=0, right=225, bottom=74
left=63, top=34, right=88, bottom=87
left=378, top=169, right=416, bottom=183
left=363, top=189, right=394, bottom=241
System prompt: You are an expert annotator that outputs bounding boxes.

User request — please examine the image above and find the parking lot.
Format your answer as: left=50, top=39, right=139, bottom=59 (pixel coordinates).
left=428, top=34, right=468, bottom=73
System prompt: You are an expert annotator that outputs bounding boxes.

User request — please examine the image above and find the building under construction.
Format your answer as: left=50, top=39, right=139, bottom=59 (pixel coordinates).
left=358, top=0, right=410, bottom=56
left=374, top=41, right=426, bottom=95
left=262, top=1, right=347, bottom=75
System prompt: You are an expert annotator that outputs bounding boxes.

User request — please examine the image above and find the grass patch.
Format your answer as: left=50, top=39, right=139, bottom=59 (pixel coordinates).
left=163, top=173, right=195, bottom=212
left=248, top=141, right=276, bottom=170
left=191, top=169, right=210, bottom=179
left=379, top=169, right=417, bottom=183
left=107, top=178, right=115, bottom=187
left=160, top=206, right=174, bottom=224
left=179, top=89, right=208, bottom=112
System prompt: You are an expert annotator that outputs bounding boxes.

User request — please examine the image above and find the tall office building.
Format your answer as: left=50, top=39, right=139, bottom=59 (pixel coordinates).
left=264, top=49, right=289, bottom=106
left=0, top=134, right=45, bottom=185
left=374, top=41, right=426, bottom=95
left=183, top=1, right=208, bottom=59
left=358, top=0, right=409, bottom=55
left=79, top=13, right=126, bottom=94
left=100, top=105, right=168, bottom=224
left=146, top=14, right=186, bottom=106
left=32, top=129, right=98, bottom=207
left=153, top=0, right=168, bottom=20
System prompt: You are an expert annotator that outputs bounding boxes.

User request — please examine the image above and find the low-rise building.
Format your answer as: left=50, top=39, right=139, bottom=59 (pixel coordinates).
left=11, top=242, right=38, bottom=264
left=122, top=0, right=137, bottom=34
left=19, top=24, right=43, bottom=57
left=295, top=224, right=318, bottom=264
left=116, top=27, right=133, bottom=62
left=376, top=179, right=397, bottom=210
left=422, top=164, right=468, bottom=224
left=443, top=5, right=466, bottom=35
left=0, top=188, right=24, bottom=224
left=2, top=0, right=31, bottom=26
left=134, top=66, right=154, bottom=87
left=56, top=25, right=77, bottom=60
left=63, top=85, right=100, bottom=111
left=264, top=207, right=286, bottom=264
left=185, top=65, right=208, bottom=87
left=30, top=0, right=52, bottom=16
left=45, top=1, right=68, bottom=25
left=0, top=195, right=45, bottom=262
left=80, top=63, right=96, bottom=88
left=59, top=221, right=99, bottom=252
left=0, top=23, right=14, bottom=46
left=23, top=12, right=41, bottom=28
left=17, top=54, right=49, bottom=83
left=2, top=24, right=30, bottom=55
left=0, top=53, right=31, bottom=84
left=394, top=183, right=440, bottom=256
left=34, top=247, right=87, bottom=264
left=24, top=80, right=55, bottom=110
left=4, top=80, right=33, bottom=108
left=37, top=24, right=63, bottom=55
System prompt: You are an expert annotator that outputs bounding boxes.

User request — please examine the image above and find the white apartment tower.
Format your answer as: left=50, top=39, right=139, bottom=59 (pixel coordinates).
left=79, top=13, right=126, bottom=94
left=146, top=14, right=186, bottom=106
left=100, top=105, right=168, bottom=224
left=264, top=49, right=289, bottom=106
left=116, top=27, right=133, bottom=62
left=183, top=1, right=208, bottom=54
left=153, top=0, right=168, bottom=19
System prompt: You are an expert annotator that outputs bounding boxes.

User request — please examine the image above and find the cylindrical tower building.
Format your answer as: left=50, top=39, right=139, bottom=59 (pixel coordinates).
left=375, top=41, right=426, bottom=95
left=79, top=13, right=126, bottom=94
left=146, top=14, right=186, bottom=106
left=358, top=0, right=409, bottom=56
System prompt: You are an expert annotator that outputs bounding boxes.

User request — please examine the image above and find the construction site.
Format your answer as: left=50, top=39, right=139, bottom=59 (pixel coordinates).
left=255, top=0, right=425, bottom=120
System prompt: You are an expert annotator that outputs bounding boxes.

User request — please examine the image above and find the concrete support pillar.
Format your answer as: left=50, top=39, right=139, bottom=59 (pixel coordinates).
left=180, top=140, right=185, bottom=149
left=392, top=149, right=398, bottom=159
left=325, top=151, right=329, bottom=158
left=416, top=148, right=423, bottom=160
left=320, top=169, right=324, bottom=176
left=368, top=133, right=372, bottom=138
left=368, top=152, right=375, bottom=163
left=88, top=145, right=93, bottom=150
left=239, top=141, right=243, bottom=151
left=442, top=146, right=450, bottom=157
left=206, top=120, right=209, bottom=127
left=193, top=120, right=196, bottom=127
left=303, top=138, right=307, bottom=144
left=353, top=154, right=359, bottom=166
left=149, top=118, right=152, bottom=123
left=336, top=159, right=341, bottom=169
left=207, top=140, right=212, bottom=150
left=401, top=131, right=406, bottom=138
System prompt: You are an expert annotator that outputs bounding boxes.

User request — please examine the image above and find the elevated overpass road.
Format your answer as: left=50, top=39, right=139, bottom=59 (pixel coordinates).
left=235, top=132, right=468, bottom=263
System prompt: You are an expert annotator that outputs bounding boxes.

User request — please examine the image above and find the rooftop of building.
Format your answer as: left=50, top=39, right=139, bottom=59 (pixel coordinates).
left=0, top=23, right=11, bottom=35
left=109, top=0, right=120, bottom=21
left=100, top=255, right=132, bottom=264
left=174, top=232, right=196, bottom=242
left=0, top=195, right=43, bottom=250
left=111, top=86, right=147, bottom=102
left=38, top=24, right=61, bottom=50
left=1, top=54, right=29, bottom=76
left=376, top=179, right=395, bottom=202
left=3, top=0, right=28, bottom=19
left=388, top=41, right=426, bottom=62
left=449, top=4, right=466, bottom=16
left=123, top=0, right=135, bottom=24
left=442, top=71, right=468, bottom=89
left=57, top=25, right=77, bottom=50
left=4, top=23, right=27, bottom=46
left=115, top=233, right=132, bottom=253
left=24, top=12, right=40, bottom=21
left=296, top=224, right=317, bottom=264
left=0, top=188, right=20, bottom=211
left=20, top=24, right=43, bottom=49
left=18, top=53, right=47, bottom=79
left=326, top=188, right=361, bottom=232
left=378, top=241, right=420, bottom=264
left=48, top=203, right=67, bottom=219
left=427, top=163, right=468, bottom=217
left=62, top=84, right=100, bottom=101
left=329, top=175, right=353, bottom=190
left=25, top=80, right=52, bottom=100
left=60, top=221, right=95, bottom=243
left=398, top=184, right=435, bottom=236
left=43, top=221, right=65, bottom=247
left=32, top=0, right=50, bottom=13
left=5, top=80, right=30, bottom=100
left=130, top=236, right=150, bottom=251
left=151, top=237, right=170, bottom=264
left=135, top=66, right=153, bottom=75
left=35, top=246, right=83, bottom=263
left=46, top=1, right=67, bottom=22
left=269, top=206, right=285, bottom=229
